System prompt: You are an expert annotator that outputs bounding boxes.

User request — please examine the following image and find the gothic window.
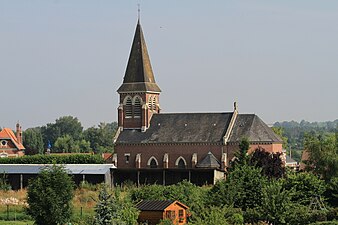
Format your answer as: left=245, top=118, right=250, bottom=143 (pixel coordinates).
left=175, top=156, right=187, bottom=169
left=148, top=156, right=158, bottom=168
left=124, top=97, right=132, bottom=118
left=133, top=96, right=142, bottom=118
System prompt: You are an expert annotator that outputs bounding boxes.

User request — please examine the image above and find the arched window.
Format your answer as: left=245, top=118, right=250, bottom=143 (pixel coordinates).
left=133, top=96, right=142, bottom=118
left=147, top=156, right=158, bottom=168
left=178, top=159, right=186, bottom=169
left=124, top=97, right=132, bottom=118
left=175, top=156, right=187, bottom=169
left=152, top=97, right=157, bottom=110
left=148, top=96, right=153, bottom=109
left=150, top=159, right=157, bottom=168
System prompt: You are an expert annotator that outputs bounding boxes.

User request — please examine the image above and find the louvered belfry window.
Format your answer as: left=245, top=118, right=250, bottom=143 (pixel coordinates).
left=125, top=97, right=133, bottom=118
left=134, top=97, right=142, bottom=118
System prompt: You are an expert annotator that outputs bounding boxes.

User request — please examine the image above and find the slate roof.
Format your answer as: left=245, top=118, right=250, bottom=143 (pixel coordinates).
left=116, top=113, right=233, bottom=144
left=229, top=114, right=283, bottom=143
left=117, top=21, right=161, bottom=93
left=0, top=128, right=25, bottom=150
left=286, top=155, right=297, bottom=164
left=196, top=152, right=220, bottom=168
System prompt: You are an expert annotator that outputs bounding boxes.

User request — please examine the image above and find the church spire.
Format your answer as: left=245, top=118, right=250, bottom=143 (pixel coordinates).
left=117, top=21, right=161, bottom=93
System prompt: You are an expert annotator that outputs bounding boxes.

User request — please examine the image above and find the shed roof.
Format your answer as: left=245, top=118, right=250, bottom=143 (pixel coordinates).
left=136, top=200, right=188, bottom=211
left=0, top=164, right=116, bottom=174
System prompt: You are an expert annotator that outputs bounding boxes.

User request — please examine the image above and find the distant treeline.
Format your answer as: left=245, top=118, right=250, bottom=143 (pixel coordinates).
left=273, top=119, right=337, bottom=150
left=1, top=116, right=118, bottom=155
left=0, top=154, right=104, bottom=164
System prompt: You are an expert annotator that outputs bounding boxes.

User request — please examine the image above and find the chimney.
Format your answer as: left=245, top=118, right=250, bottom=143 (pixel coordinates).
left=16, top=122, right=22, bottom=144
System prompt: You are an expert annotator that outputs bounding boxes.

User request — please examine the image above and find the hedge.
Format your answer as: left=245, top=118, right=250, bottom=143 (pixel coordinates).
left=0, top=154, right=104, bottom=164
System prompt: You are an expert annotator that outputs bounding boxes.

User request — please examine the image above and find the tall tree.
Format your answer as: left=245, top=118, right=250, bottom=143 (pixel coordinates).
left=23, top=128, right=44, bottom=154
left=304, top=132, right=338, bottom=180
left=27, top=165, right=75, bottom=225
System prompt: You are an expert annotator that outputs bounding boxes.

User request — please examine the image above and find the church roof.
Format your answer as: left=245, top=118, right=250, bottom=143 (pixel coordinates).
left=229, top=114, right=283, bottom=143
left=196, top=152, right=220, bottom=168
left=0, top=128, right=25, bottom=150
left=116, top=113, right=233, bottom=144
left=116, top=113, right=282, bottom=145
left=117, top=21, right=161, bottom=93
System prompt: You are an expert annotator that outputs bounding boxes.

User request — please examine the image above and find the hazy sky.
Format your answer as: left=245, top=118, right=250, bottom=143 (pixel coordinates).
left=1, top=0, right=337, bottom=129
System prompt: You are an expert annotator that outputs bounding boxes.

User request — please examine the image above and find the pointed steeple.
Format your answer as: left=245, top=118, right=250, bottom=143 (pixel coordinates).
left=117, top=21, right=161, bottom=93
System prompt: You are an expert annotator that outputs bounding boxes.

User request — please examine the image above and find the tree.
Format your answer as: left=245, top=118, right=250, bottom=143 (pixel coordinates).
left=304, top=133, right=338, bottom=181
left=83, top=122, right=117, bottom=153
left=94, top=186, right=139, bottom=225
left=250, top=147, right=286, bottom=179
left=272, top=126, right=288, bottom=149
left=282, top=172, right=326, bottom=206
left=27, top=165, right=75, bottom=225
left=41, top=116, right=83, bottom=148
left=54, top=135, right=92, bottom=153
left=23, top=128, right=44, bottom=154
left=230, top=137, right=250, bottom=170
left=210, top=165, right=267, bottom=210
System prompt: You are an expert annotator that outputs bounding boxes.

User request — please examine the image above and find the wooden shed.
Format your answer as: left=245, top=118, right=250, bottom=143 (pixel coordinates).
left=136, top=200, right=189, bottom=225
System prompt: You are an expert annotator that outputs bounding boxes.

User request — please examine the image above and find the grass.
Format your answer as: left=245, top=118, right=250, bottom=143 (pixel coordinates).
left=0, top=221, right=33, bottom=225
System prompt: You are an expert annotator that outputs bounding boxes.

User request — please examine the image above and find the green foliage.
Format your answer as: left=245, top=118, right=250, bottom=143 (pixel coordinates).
left=27, top=165, right=75, bottom=225
left=210, top=165, right=267, bottom=210
left=304, top=133, right=338, bottom=181
left=274, top=119, right=337, bottom=150
left=22, top=128, right=44, bottom=154
left=189, top=206, right=230, bottom=225
left=259, top=180, right=293, bottom=224
left=0, top=172, right=11, bottom=191
left=83, top=122, right=117, bottom=153
left=54, top=135, right=92, bottom=153
left=0, top=154, right=104, bottom=164
left=94, top=186, right=139, bottom=225
left=283, top=172, right=326, bottom=206
left=250, top=147, right=286, bottom=179
left=230, top=137, right=250, bottom=170
left=325, top=177, right=338, bottom=207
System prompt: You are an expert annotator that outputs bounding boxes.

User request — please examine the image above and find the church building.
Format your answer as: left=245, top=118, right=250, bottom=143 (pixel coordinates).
left=113, top=20, right=282, bottom=185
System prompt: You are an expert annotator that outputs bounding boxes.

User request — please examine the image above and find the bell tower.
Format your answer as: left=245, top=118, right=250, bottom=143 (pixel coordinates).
left=117, top=20, right=161, bottom=131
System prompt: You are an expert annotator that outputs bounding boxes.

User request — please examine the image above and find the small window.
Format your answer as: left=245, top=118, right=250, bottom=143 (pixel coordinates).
left=166, top=210, right=176, bottom=220
left=179, top=209, right=184, bottom=223
left=148, top=96, right=153, bottom=109
left=0, top=140, right=7, bottom=147
left=150, top=158, right=157, bottom=168
left=124, top=153, right=130, bottom=164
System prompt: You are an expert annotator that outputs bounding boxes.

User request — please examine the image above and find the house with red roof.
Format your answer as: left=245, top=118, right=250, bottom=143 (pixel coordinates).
left=0, top=123, right=25, bottom=158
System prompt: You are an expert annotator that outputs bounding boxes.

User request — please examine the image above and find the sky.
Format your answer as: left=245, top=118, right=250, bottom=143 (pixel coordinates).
left=1, top=0, right=337, bottom=129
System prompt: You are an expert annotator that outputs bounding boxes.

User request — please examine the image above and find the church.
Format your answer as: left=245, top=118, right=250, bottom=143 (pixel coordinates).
left=113, top=20, right=282, bottom=185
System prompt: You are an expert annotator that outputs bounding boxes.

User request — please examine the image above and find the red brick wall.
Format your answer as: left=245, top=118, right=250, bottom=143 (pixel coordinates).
left=115, top=142, right=282, bottom=169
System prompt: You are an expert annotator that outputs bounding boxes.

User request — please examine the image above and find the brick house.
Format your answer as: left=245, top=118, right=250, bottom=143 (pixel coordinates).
left=112, top=20, right=283, bottom=185
left=136, top=200, right=189, bottom=225
left=0, top=123, right=25, bottom=158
